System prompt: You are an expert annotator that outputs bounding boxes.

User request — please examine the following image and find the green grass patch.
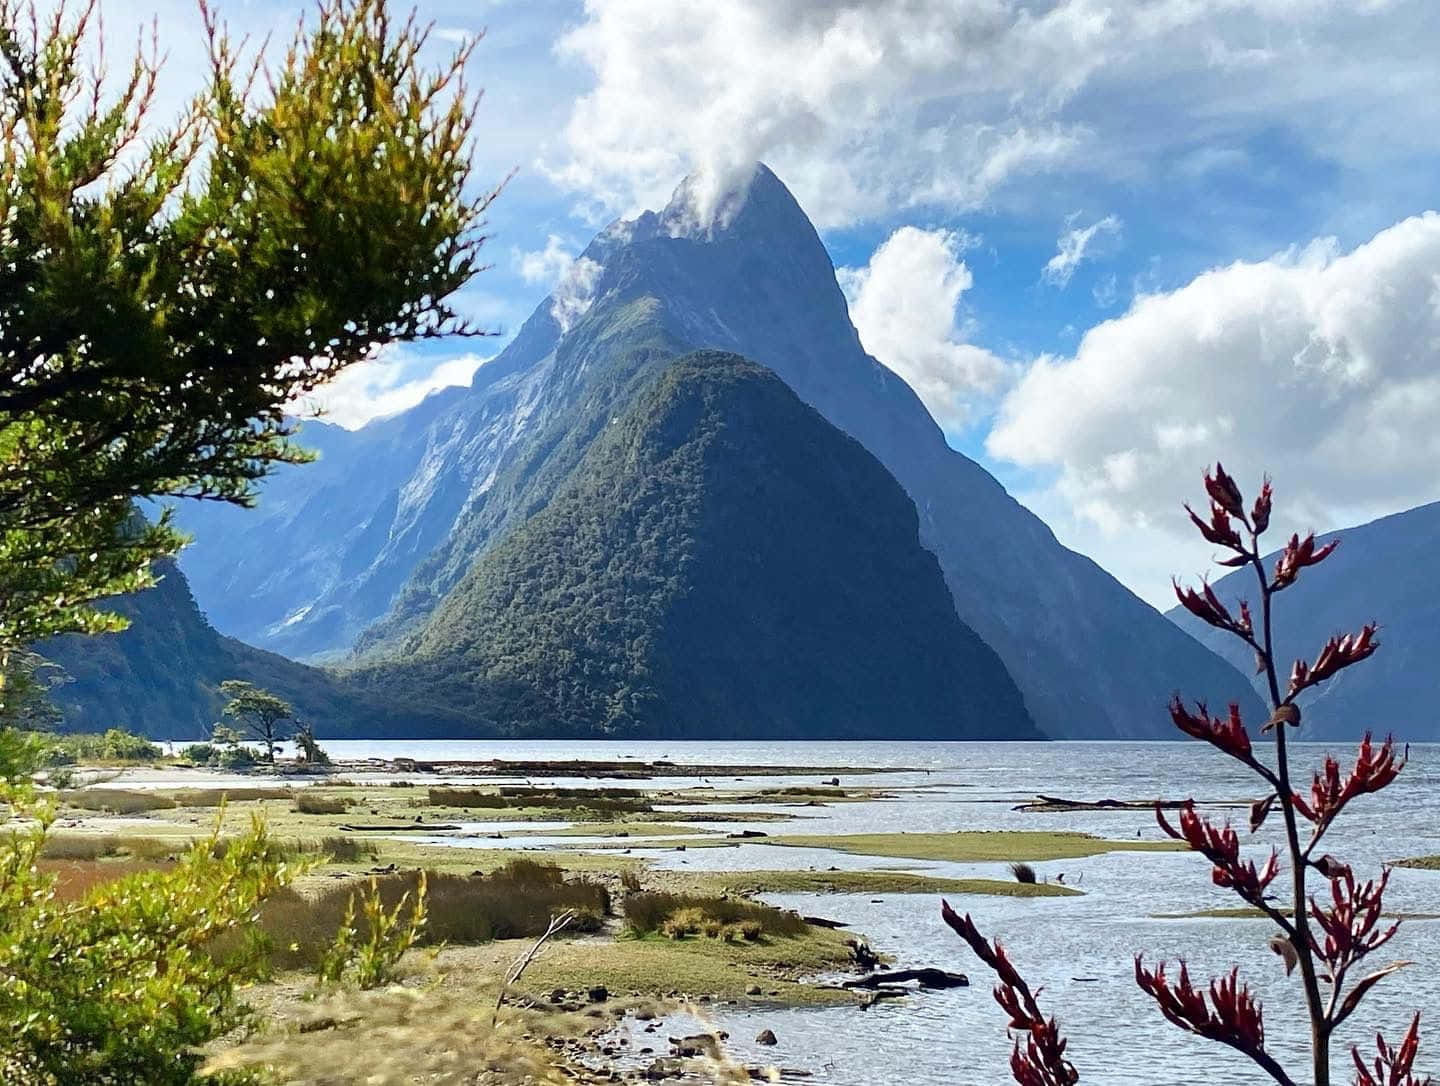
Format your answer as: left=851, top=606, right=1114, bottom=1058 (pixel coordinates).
left=768, top=831, right=1183, bottom=862
left=1392, top=856, right=1440, bottom=870
left=426, top=786, right=651, bottom=815
left=500, top=926, right=857, bottom=1005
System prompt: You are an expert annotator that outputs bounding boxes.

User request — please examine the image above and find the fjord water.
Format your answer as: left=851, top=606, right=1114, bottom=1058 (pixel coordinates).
left=317, top=739, right=1440, bottom=1086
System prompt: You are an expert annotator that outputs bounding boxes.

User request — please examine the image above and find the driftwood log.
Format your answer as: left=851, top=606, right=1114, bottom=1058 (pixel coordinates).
left=843, top=968, right=969, bottom=990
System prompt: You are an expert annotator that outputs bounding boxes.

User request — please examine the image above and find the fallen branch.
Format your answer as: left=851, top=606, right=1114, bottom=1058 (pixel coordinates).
left=491, top=909, right=575, bottom=1026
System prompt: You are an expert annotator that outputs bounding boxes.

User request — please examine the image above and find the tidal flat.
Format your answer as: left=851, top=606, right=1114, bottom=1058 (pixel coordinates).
left=49, top=738, right=1440, bottom=1086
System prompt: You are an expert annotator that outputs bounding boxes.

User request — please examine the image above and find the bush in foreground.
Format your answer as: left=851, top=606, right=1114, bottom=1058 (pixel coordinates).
left=0, top=795, right=295, bottom=1085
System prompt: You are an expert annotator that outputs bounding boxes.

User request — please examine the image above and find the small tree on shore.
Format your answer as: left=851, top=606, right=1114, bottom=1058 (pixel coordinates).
left=945, top=465, right=1429, bottom=1086
left=218, top=681, right=295, bottom=764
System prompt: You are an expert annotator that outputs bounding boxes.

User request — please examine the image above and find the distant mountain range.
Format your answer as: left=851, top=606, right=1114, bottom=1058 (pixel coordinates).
left=1168, top=501, right=1440, bottom=740
left=141, top=163, right=1255, bottom=740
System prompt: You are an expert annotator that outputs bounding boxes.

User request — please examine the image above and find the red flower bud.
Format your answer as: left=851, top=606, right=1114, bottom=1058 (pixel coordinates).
left=1205, top=463, right=1246, bottom=519
left=1273, top=531, right=1339, bottom=590
left=1251, top=479, right=1273, bottom=534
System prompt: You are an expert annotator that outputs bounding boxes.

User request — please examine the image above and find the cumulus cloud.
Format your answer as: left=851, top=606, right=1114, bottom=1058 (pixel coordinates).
left=546, top=0, right=1440, bottom=228
left=1043, top=213, right=1121, bottom=287
left=838, top=227, right=1012, bottom=429
left=516, top=234, right=577, bottom=285
left=289, top=347, right=492, bottom=430
left=986, top=211, right=1440, bottom=601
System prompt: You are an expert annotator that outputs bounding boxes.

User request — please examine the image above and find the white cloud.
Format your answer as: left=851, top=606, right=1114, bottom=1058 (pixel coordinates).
left=516, top=234, right=577, bottom=285
left=838, top=226, right=1012, bottom=429
left=549, top=256, right=603, bottom=333
left=986, top=211, right=1440, bottom=604
left=1043, top=213, right=1121, bottom=287
left=546, top=0, right=1440, bottom=229
left=289, top=347, right=493, bottom=429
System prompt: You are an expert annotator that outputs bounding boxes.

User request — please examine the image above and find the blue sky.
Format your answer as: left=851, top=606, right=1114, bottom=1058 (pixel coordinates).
left=140, top=0, right=1440, bottom=604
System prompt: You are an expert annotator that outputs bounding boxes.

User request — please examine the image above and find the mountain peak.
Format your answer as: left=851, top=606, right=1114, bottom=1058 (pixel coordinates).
left=657, top=162, right=812, bottom=242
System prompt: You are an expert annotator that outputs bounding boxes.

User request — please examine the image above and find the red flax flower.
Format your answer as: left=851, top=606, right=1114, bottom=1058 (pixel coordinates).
left=1291, top=734, right=1406, bottom=841
left=1273, top=531, right=1340, bottom=590
left=941, top=902, right=1078, bottom=1086
left=1174, top=578, right=1253, bottom=639
left=1156, top=801, right=1279, bottom=906
left=1289, top=625, right=1380, bottom=699
left=1169, top=697, right=1254, bottom=763
left=1355, top=1016, right=1434, bottom=1086
left=1309, top=868, right=1407, bottom=1026
left=1135, top=959, right=1285, bottom=1077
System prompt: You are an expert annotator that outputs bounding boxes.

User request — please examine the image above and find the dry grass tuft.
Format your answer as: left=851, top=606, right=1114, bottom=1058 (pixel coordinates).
left=623, top=891, right=805, bottom=939
left=56, top=788, right=177, bottom=814
left=294, top=792, right=350, bottom=815
left=248, top=859, right=610, bottom=969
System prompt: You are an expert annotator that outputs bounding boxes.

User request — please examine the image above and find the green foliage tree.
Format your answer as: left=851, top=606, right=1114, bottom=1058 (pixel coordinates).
left=0, top=0, right=497, bottom=698
left=218, top=680, right=294, bottom=764
left=0, top=651, right=63, bottom=731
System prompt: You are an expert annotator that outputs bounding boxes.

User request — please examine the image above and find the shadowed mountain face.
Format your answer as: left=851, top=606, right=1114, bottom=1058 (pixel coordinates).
left=175, top=163, right=1259, bottom=738
left=1169, top=501, right=1440, bottom=740
left=37, top=561, right=452, bottom=740
left=347, top=354, right=1040, bottom=740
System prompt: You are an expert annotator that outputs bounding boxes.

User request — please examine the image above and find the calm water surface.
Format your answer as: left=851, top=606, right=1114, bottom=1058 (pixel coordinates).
left=294, top=740, right=1440, bottom=1085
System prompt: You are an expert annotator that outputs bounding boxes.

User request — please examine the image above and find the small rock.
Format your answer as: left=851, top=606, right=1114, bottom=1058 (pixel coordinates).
left=549, top=988, right=567, bottom=1004
left=755, top=1029, right=778, bottom=1047
left=745, top=984, right=763, bottom=996
left=588, top=985, right=610, bottom=1003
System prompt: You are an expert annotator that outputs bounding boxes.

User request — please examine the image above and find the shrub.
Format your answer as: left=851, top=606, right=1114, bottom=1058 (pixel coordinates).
left=661, top=906, right=707, bottom=940
left=294, top=792, right=349, bottom=815
left=317, top=874, right=427, bottom=989
left=620, top=869, right=643, bottom=894
left=217, top=745, right=257, bottom=770
left=182, top=742, right=220, bottom=766
left=1008, top=861, right=1037, bottom=884
left=622, top=892, right=805, bottom=939
left=0, top=796, right=295, bottom=1084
